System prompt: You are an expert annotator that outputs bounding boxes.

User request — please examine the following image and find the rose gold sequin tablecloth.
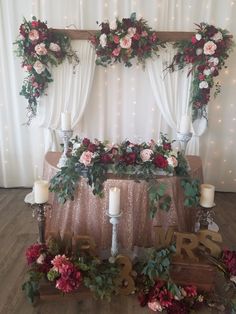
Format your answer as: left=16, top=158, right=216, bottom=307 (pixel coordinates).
left=44, top=152, right=203, bottom=250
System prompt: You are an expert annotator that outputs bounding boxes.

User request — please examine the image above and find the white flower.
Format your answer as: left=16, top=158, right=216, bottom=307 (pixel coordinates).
left=36, top=254, right=45, bottom=264
left=127, top=27, right=136, bottom=38
left=99, top=33, right=107, bottom=48
left=203, top=41, right=217, bottom=55
left=33, top=60, right=45, bottom=74
left=120, top=35, right=132, bottom=49
left=49, top=42, right=61, bottom=52
left=209, top=56, right=219, bottom=66
left=195, top=33, right=202, bottom=41
left=72, top=142, right=81, bottom=156
left=211, top=31, right=223, bottom=42
left=196, top=48, right=203, bottom=56
left=199, top=81, right=209, bottom=89
left=210, top=66, right=216, bottom=73
left=35, top=43, right=47, bottom=55
left=203, top=69, right=211, bottom=76
left=167, top=156, right=178, bottom=167
left=109, top=20, right=117, bottom=30
left=140, top=149, right=153, bottom=162
left=230, top=276, right=236, bottom=284
left=170, top=150, right=178, bottom=157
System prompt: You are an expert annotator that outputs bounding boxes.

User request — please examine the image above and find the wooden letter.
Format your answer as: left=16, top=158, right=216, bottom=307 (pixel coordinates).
left=175, top=232, right=199, bottom=261
left=115, top=255, right=135, bottom=295
left=198, top=230, right=222, bottom=257
left=154, top=226, right=175, bottom=248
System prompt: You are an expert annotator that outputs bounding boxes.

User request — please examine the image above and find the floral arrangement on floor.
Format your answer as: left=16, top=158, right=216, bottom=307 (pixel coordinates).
left=167, top=22, right=234, bottom=121
left=14, top=16, right=79, bottom=124
left=91, top=12, right=165, bottom=67
left=49, top=134, right=189, bottom=209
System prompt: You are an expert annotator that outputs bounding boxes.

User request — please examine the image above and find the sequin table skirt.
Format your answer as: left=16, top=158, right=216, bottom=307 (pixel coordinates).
left=43, top=152, right=203, bottom=250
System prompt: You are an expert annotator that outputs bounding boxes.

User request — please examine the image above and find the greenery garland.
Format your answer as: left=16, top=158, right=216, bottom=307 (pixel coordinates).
left=14, top=16, right=79, bottom=124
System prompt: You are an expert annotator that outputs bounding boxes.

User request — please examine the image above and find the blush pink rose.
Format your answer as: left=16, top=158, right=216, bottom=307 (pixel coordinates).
left=203, top=41, right=217, bottom=55
left=120, top=35, right=132, bottom=49
left=33, top=60, right=45, bottom=74
left=35, top=43, right=47, bottom=55
left=112, top=47, right=121, bottom=57
left=79, top=151, right=94, bottom=166
left=140, top=149, right=153, bottom=162
left=167, top=156, right=178, bottom=168
left=28, top=29, right=39, bottom=41
left=148, top=300, right=163, bottom=312
left=49, top=42, right=61, bottom=52
left=127, top=27, right=136, bottom=38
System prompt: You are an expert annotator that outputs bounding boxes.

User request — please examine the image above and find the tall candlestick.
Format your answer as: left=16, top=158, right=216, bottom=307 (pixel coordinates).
left=179, top=115, right=191, bottom=134
left=61, top=112, right=71, bottom=131
left=200, top=184, right=215, bottom=208
left=34, top=180, right=49, bottom=204
left=109, top=187, right=120, bottom=215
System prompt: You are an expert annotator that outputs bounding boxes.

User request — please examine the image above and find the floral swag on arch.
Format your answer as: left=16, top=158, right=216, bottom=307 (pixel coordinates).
left=14, top=14, right=234, bottom=123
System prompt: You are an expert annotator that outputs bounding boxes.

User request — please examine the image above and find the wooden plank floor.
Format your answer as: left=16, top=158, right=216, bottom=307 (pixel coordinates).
left=0, top=188, right=235, bottom=314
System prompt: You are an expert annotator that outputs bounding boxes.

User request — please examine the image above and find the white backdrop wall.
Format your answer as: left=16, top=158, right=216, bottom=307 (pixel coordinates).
left=0, top=0, right=236, bottom=191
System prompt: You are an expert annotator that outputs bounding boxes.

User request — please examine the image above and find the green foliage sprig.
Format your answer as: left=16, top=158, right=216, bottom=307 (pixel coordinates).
left=148, top=182, right=172, bottom=219
left=181, top=178, right=200, bottom=207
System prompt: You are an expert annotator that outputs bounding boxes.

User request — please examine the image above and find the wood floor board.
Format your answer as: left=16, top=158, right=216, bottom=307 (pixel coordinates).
left=0, top=188, right=235, bottom=314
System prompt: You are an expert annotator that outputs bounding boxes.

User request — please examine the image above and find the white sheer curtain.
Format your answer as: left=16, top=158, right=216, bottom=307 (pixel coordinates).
left=35, top=41, right=96, bottom=151
left=1, top=0, right=236, bottom=191
left=146, top=44, right=196, bottom=154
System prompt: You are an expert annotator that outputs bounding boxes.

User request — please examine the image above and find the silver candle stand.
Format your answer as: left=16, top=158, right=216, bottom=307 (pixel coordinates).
left=32, top=203, right=52, bottom=244
left=57, top=130, right=73, bottom=168
left=176, top=131, right=192, bottom=155
left=197, top=204, right=216, bottom=230
left=106, top=211, right=122, bottom=263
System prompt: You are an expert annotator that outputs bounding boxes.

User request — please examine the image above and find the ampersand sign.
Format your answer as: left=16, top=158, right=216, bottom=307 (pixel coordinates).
left=115, top=255, right=135, bottom=295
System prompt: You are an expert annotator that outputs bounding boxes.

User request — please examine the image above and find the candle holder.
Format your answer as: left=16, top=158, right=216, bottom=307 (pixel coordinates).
left=57, top=130, right=73, bottom=168
left=176, top=132, right=192, bottom=155
left=106, top=211, right=122, bottom=263
left=197, top=204, right=216, bottom=230
left=32, top=203, right=52, bottom=244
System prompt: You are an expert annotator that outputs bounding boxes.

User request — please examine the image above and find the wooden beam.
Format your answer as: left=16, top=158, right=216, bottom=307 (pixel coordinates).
left=51, top=29, right=194, bottom=41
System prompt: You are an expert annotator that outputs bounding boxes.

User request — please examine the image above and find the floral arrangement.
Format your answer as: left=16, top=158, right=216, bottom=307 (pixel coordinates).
left=91, top=12, right=165, bottom=67
left=22, top=240, right=120, bottom=303
left=49, top=134, right=188, bottom=205
left=14, top=16, right=79, bottom=123
left=168, top=23, right=234, bottom=121
left=138, top=280, right=205, bottom=313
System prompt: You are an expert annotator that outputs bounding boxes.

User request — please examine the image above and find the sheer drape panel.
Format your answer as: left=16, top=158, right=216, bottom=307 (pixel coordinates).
left=146, top=45, right=196, bottom=154
left=35, top=41, right=96, bottom=150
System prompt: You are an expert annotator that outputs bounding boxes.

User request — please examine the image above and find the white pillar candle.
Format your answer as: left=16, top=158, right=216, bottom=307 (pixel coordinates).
left=179, top=115, right=191, bottom=134
left=200, top=184, right=215, bottom=208
left=34, top=180, right=49, bottom=204
left=109, top=187, right=120, bottom=215
left=61, top=112, right=71, bottom=131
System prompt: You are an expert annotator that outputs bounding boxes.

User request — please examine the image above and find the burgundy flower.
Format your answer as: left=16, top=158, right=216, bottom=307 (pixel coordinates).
left=100, top=154, right=113, bottom=164
left=153, top=154, right=168, bottom=169
left=183, top=285, right=197, bottom=297
left=31, top=20, right=39, bottom=28
left=159, top=288, right=173, bottom=308
left=163, top=142, right=172, bottom=151
left=82, top=138, right=90, bottom=146
left=191, top=36, right=197, bottom=44
left=122, top=18, right=133, bottom=29
left=119, top=152, right=137, bottom=165
left=222, top=249, right=236, bottom=275
left=133, top=33, right=141, bottom=41
left=198, top=73, right=205, bottom=80
left=167, top=300, right=189, bottom=314
left=88, top=143, right=96, bottom=153
left=206, top=25, right=218, bottom=37
left=26, top=243, right=47, bottom=264
left=101, top=22, right=110, bottom=34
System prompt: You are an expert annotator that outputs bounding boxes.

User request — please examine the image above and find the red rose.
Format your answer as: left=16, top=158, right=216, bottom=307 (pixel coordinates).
left=88, top=143, right=96, bottom=152
left=31, top=20, right=39, bottom=28
left=153, top=154, right=168, bottom=169
left=100, top=154, right=113, bottom=164
left=82, top=138, right=90, bottom=146
left=163, top=143, right=171, bottom=151
left=120, top=152, right=137, bottom=165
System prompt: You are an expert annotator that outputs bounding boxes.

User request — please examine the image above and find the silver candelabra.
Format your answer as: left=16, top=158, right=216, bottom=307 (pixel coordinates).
left=57, top=130, right=73, bottom=168
left=106, top=211, right=122, bottom=262
left=32, top=202, right=52, bottom=244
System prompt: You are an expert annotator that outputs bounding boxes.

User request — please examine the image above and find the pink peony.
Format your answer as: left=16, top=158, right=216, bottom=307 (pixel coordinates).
left=28, top=29, right=39, bottom=41
left=79, top=151, right=94, bottom=166
left=49, top=42, right=61, bottom=52
left=35, top=43, right=47, bottom=55
left=112, top=47, right=121, bottom=57
left=140, top=149, right=153, bottom=162
left=120, top=35, right=132, bottom=49
left=203, top=41, right=217, bottom=55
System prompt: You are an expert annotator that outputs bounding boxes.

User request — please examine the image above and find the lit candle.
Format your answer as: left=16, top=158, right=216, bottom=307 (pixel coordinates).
left=200, top=184, right=215, bottom=208
left=34, top=180, right=49, bottom=204
left=61, top=112, right=71, bottom=131
left=109, top=187, right=120, bottom=215
left=179, top=115, right=191, bottom=134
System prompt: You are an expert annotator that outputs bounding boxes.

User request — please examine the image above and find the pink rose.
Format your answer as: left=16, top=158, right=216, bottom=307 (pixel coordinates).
left=35, top=43, right=47, bottom=55
left=120, top=35, right=132, bottom=49
left=140, top=149, right=153, bottom=162
left=33, top=60, right=45, bottom=74
left=203, top=41, right=217, bottom=55
left=49, top=42, right=61, bottom=52
left=79, top=151, right=94, bottom=166
left=28, top=29, right=39, bottom=41
left=141, top=31, right=148, bottom=37
left=112, top=47, right=121, bottom=57
left=128, top=27, right=136, bottom=38
left=167, top=156, right=178, bottom=168
left=148, top=300, right=163, bottom=312
left=113, top=35, right=120, bottom=44
left=23, top=64, right=32, bottom=71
